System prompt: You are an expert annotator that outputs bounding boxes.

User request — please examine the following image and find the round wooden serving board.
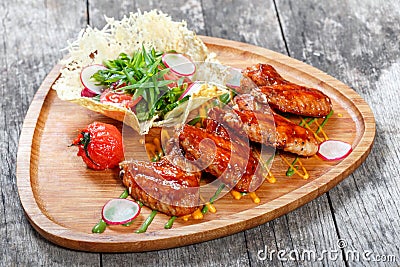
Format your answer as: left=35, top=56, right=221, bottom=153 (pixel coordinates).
left=16, top=36, right=375, bottom=252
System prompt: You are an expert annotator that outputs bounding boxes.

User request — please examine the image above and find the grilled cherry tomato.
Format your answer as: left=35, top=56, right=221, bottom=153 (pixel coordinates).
left=72, top=122, right=124, bottom=170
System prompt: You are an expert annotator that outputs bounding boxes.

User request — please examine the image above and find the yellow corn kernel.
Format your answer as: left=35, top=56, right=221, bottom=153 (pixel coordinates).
left=266, top=172, right=276, bottom=183
left=192, top=209, right=203, bottom=220
left=230, top=190, right=242, bottom=200
left=249, top=192, right=261, bottom=204
left=338, top=113, right=343, bottom=117
left=182, top=214, right=191, bottom=221
left=206, top=203, right=217, bottom=213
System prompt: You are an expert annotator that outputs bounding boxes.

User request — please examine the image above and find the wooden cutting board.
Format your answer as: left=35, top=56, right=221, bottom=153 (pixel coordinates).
left=16, top=36, right=375, bottom=252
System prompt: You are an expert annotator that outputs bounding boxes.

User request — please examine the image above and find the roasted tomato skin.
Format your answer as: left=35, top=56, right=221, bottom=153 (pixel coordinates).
left=72, top=122, right=124, bottom=170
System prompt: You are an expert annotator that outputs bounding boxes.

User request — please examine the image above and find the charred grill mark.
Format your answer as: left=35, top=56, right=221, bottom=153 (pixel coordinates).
left=241, top=64, right=332, bottom=117
left=119, top=157, right=201, bottom=217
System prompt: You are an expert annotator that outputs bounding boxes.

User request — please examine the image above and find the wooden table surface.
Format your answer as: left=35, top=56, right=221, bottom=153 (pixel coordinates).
left=1, top=0, right=399, bottom=266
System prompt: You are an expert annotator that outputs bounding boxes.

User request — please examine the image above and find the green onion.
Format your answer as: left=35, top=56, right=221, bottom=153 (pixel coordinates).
left=286, top=111, right=334, bottom=176
left=286, top=157, right=299, bottom=177
left=92, top=47, right=176, bottom=121
left=92, top=219, right=107, bottom=233
left=136, top=210, right=158, bottom=233
left=316, top=110, right=334, bottom=134
left=219, top=92, right=232, bottom=104
left=119, top=189, right=129, bottom=199
left=164, top=216, right=177, bottom=229
left=188, top=116, right=202, bottom=126
left=201, top=183, right=226, bottom=214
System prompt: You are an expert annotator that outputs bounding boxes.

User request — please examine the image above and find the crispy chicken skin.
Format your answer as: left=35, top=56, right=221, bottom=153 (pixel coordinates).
left=202, top=118, right=263, bottom=192
left=241, top=64, right=332, bottom=117
left=272, top=113, right=318, bottom=156
left=178, top=124, right=263, bottom=192
left=207, top=95, right=319, bottom=156
left=119, top=155, right=201, bottom=216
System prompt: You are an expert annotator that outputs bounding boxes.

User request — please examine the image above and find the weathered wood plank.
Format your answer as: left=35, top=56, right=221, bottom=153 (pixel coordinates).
left=202, top=0, right=286, bottom=53
left=202, top=1, right=345, bottom=266
left=3, top=0, right=397, bottom=266
left=0, top=1, right=99, bottom=265
left=88, top=2, right=247, bottom=266
left=90, top=1, right=345, bottom=267
left=276, top=0, right=400, bottom=266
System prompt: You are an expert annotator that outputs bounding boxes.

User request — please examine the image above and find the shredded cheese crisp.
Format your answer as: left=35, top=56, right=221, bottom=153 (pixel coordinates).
left=53, top=10, right=216, bottom=101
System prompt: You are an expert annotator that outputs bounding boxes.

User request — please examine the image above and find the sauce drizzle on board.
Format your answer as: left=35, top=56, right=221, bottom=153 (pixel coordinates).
left=16, top=37, right=375, bottom=252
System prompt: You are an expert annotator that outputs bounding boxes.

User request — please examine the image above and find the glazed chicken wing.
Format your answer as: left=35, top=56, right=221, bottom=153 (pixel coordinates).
left=208, top=95, right=318, bottom=156
left=119, top=150, right=201, bottom=216
left=202, top=118, right=264, bottom=192
left=178, top=124, right=263, bottom=192
left=241, top=64, right=332, bottom=117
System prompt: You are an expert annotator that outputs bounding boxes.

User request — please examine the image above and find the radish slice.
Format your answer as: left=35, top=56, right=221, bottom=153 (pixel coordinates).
left=80, top=64, right=108, bottom=95
left=162, top=53, right=196, bottom=76
left=178, top=81, right=204, bottom=100
left=81, top=87, right=98, bottom=97
left=101, top=198, right=141, bottom=225
left=317, top=140, right=352, bottom=161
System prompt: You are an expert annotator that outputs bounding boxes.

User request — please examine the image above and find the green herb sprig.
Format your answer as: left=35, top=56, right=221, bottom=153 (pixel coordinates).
left=92, top=46, right=188, bottom=121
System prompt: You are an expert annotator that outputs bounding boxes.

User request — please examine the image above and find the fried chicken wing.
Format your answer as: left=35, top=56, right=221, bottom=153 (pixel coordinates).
left=119, top=156, right=201, bottom=217
left=241, top=64, right=332, bottom=117
left=202, top=118, right=263, bottom=192
left=207, top=95, right=318, bottom=156
left=178, top=124, right=263, bottom=192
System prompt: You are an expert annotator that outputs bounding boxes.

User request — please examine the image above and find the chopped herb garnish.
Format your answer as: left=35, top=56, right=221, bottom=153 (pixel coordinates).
left=164, top=216, right=177, bottom=229
left=92, top=47, right=187, bottom=121
left=136, top=210, right=157, bottom=233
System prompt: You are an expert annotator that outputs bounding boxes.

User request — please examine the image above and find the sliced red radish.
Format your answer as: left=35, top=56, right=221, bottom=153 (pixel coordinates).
left=101, top=198, right=141, bottom=225
left=178, top=81, right=204, bottom=100
left=80, top=64, right=108, bottom=95
left=162, top=53, right=196, bottom=77
left=317, top=140, right=352, bottom=161
left=81, top=87, right=98, bottom=97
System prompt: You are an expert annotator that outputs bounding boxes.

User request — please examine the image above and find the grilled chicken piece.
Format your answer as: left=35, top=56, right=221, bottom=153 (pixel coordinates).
left=178, top=124, right=263, bottom=192
left=272, top=113, right=318, bottom=156
left=202, top=118, right=263, bottom=192
left=241, top=64, right=332, bottom=117
left=207, top=95, right=319, bottom=156
left=119, top=154, right=201, bottom=216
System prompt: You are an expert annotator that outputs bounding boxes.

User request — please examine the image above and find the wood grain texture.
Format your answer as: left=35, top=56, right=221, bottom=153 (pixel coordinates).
left=16, top=37, right=374, bottom=253
left=202, top=0, right=286, bottom=53
left=200, top=3, right=346, bottom=267
left=90, top=2, right=245, bottom=265
left=2, top=0, right=399, bottom=266
left=276, top=0, right=400, bottom=266
left=0, top=0, right=99, bottom=266
left=95, top=2, right=348, bottom=266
